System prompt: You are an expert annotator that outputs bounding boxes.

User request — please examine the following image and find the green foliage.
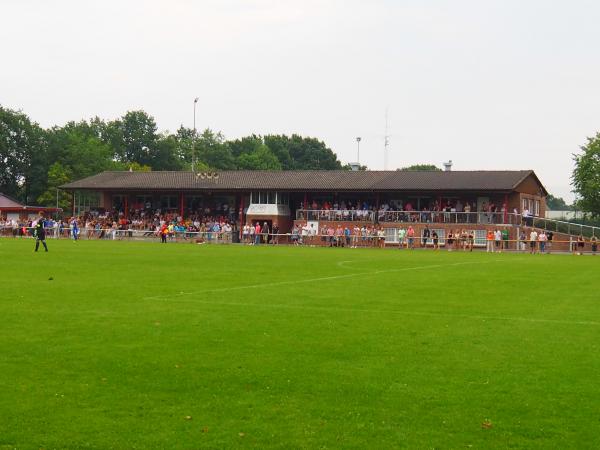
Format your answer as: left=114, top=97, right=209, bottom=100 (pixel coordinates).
left=546, top=194, right=571, bottom=211
left=0, top=104, right=350, bottom=206
left=572, top=133, right=600, bottom=217
left=151, top=134, right=185, bottom=171
left=237, top=144, right=282, bottom=170
left=114, top=110, right=159, bottom=165
left=262, top=135, right=293, bottom=168
left=112, top=162, right=152, bottom=172
left=46, top=121, right=116, bottom=179
left=341, top=163, right=368, bottom=171
left=195, top=129, right=236, bottom=170
left=0, top=105, right=46, bottom=203
left=398, top=164, right=442, bottom=171
left=36, top=162, right=72, bottom=209
left=286, top=134, right=343, bottom=170
left=230, top=134, right=341, bottom=170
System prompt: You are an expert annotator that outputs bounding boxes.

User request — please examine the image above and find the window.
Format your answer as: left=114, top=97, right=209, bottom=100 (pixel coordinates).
left=474, top=230, right=487, bottom=247
left=160, top=196, right=178, bottom=209
left=384, top=228, right=398, bottom=243
left=112, top=195, right=124, bottom=210
left=185, top=196, right=202, bottom=211
left=135, top=195, right=153, bottom=209
left=276, top=192, right=289, bottom=205
left=250, top=191, right=288, bottom=205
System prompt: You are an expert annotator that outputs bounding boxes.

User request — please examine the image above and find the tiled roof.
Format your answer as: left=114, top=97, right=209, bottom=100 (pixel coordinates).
left=61, top=170, right=545, bottom=193
left=0, top=193, right=25, bottom=208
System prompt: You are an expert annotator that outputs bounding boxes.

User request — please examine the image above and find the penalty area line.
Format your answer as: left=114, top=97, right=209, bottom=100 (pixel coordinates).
left=143, top=259, right=504, bottom=301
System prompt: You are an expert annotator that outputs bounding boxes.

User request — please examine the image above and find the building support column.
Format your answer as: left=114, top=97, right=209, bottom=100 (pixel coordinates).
left=180, top=192, right=184, bottom=219
left=72, top=192, right=76, bottom=217
left=124, top=195, right=129, bottom=218
left=239, top=195, right=245, bottom=239
left=504, top=194, right=509, bottom=224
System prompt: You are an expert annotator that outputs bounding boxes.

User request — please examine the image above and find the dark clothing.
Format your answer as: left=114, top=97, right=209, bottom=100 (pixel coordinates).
left=35, top=221, right=46, bottom=240
left=34, top=220, right=48, bottom=252
left=422, top=228, right=430, bottom=246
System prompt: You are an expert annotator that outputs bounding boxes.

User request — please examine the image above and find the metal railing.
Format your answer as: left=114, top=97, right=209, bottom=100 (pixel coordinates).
left=295, top=209, right=521, bottom=225
left=530, top=217, right=598, bottom=238
left=295, top=209, right=376, bottom=222
left=0, top=226, right=234, bottom=244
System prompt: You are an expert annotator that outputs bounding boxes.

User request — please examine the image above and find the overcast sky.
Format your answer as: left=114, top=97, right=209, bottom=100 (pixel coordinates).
left=2, top=0, right=599, bottom=201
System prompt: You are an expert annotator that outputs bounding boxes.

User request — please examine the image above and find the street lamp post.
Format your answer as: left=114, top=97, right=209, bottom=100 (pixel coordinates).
left=356, top=137, right=362, bottom=164
left=192, top=97, right=199, bottom=172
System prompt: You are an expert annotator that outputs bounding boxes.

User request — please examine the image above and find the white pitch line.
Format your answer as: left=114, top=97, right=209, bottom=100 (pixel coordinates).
left=142, top=297, right=600, bottom=327
left=143, top=260, right=502, bottom=301
left=336, top=260, right=357, bottom=269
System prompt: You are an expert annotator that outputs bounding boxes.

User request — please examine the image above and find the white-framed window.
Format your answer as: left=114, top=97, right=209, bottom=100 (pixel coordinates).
left=474, top=230, right=487, bottom=246
left=251, top=191, right=289, bottom=205
left=420, top=228, right=446, bottom=246
left=384, top=228, right=398, bottom=243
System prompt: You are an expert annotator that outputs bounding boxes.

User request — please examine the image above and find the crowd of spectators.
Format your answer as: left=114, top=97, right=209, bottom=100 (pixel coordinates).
left=297, top=198, right=515, bottom=224
left=0, top=206, right=237, bottom=242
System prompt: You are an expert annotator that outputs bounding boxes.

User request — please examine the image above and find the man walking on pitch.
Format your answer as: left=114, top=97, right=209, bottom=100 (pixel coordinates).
left=34, top=216, right=49, bottom=252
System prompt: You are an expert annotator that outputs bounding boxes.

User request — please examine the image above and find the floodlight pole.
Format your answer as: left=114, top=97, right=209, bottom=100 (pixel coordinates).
left=193, top=97, right=199, bottom=172
left=356, top=136, right=362, bottom=164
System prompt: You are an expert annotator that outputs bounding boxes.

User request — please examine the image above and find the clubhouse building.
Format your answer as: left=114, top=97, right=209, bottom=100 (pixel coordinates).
left=62, top=169, right=547, bottom=240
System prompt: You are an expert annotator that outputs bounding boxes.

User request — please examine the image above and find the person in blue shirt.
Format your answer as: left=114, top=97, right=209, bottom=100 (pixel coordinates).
left=71, top=217, right=79, bottom=240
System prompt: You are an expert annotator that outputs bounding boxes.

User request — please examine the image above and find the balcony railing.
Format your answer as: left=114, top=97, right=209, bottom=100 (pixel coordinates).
left=296, top=209, right=376, bottom=222
left=295, top=209, right=523, bottom=225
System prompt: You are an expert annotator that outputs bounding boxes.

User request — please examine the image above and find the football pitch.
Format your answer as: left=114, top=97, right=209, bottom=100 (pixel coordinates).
left=1, top=239, right=599, bottom=449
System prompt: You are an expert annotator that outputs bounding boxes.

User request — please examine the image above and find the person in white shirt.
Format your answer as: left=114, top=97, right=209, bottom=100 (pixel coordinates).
left=494, top=229, right=502, bottom=252
left=301, top=224, right=309, bottom=245
left=529, top=229, right=538, bottom=254
left=523, top=208, right=532, bottom=226
left=538, top=230, right=548, bottom=253
left=248, top=223, right=255, bottom=245
left=397, top=227, right=406, bottom=249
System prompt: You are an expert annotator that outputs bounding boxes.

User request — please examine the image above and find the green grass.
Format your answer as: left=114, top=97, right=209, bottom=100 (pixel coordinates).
left=1, top=239, right=599, bottom=449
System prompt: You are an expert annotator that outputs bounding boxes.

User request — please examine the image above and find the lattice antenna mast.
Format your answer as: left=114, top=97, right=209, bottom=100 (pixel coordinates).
left=384, top=107, right=390, bottom=170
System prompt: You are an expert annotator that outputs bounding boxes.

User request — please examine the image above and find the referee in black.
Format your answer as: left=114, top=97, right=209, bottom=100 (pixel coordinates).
left=34, top=215, right=49, bottom=252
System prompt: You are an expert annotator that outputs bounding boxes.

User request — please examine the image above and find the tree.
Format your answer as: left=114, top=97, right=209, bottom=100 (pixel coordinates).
left=398, top=164, right=442, bottom=171
left=37, top=162, right=72, bottom=209
left=173, top=126, right=196, bottom=166
left=150, top=133, right=185, bottom=170
left=285, top=135, right=343, bottom=170
left=262, top=135, right=293, bottom=169
left=0, top=105, right=46, bottom=203
left=45, top=121, right=116, bottom=180
left=195, top=129, right=236, bottom=170
left=545, top=194, right=571, bottom=211
left=229, top=135, right=263, bottom=158
left=112, top=161, right=152, bottom=172
left=341, top=163, right=368, bottom=171
left=572, top=133, right=600, bottom=216
left=107, top=110, right=158, bottom=165
left=237, top=144, right=282, bottom=170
